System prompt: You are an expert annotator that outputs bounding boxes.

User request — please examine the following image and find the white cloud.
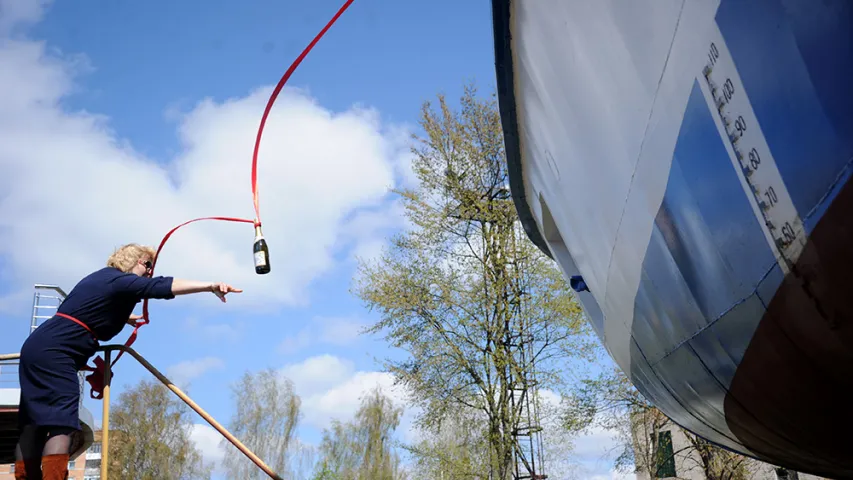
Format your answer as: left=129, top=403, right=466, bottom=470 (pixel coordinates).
left=278, top=315, right=367, bottom=355
left=0, top=5, right=411, bottom=318
left=303, top=370, right=403, bottom=428
left=566, top=418, right=633, bottom=480
left=337, top=200, right=408, bottom=262
left=190, top=423, right=226, bottom=469
left=572, top=424, right=623, bottom=461
left=279, top=354, right=411, bottom=432
left=166, top=356, right=225, bottom=386
left=280, top=354, right=355, bottom=396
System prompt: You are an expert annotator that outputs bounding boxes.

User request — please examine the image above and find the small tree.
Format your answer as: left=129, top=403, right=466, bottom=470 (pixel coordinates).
left=108, top=378, right=211, bottom=479
left=314, top=387, right=407, bottom=480
left=404, top=405, right=490, bottom=480
left=221, top=368, right=306, bottom=479
left=686, top=435, right=751, bottom=480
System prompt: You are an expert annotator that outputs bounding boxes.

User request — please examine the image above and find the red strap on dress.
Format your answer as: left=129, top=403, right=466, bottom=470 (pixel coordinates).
left=76, top=0, right=355, bottom=400
left=55, top=313, right=98, bottom=339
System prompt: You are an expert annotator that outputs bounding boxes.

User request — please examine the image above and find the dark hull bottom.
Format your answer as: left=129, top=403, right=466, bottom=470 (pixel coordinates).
left=725, top=175, right=853, bottom=479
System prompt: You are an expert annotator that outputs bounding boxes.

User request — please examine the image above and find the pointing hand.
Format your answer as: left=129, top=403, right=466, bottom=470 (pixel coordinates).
left=210, top=282, right=243, bottom=302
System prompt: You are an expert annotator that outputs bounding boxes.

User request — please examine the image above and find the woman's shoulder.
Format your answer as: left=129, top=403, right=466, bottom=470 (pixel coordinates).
left=81, top=267, right=172, bottom=288
left=70, top=266, right=118, bottom=286
left=63, top=267, right=123, bottom=300
left=88, top=266, right=125, bottom=280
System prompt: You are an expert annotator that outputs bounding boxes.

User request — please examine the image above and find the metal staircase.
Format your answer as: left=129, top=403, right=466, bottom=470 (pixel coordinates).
left=509, top=329, right=548, bottom=480
left=30, top=284, right=68, bottom=333
left=508, top=224, right=548, bottom=480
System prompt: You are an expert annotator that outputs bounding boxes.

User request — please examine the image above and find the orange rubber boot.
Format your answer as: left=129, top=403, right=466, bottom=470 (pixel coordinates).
left=14, top=458, right=43, bottom=480
left=13, top=459, right=27, bottom=479
left=40, top=454, right=69, bottom=480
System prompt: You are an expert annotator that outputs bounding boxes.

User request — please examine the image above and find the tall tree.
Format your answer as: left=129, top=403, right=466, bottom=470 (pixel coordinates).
left=108, top=378, right=211, bottom=479
left=313, top=387, right=407, bottom=480
left=220, top=368, right=305, bottom=479
left=353, top=84, right=596, bottom=479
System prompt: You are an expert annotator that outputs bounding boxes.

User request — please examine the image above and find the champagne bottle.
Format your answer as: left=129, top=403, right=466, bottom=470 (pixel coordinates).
left=253, top=224, right=270, bottom=274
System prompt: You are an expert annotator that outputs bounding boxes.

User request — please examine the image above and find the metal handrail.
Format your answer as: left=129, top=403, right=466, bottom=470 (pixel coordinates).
left=31, top=284, right=69, bottom=335
left=0, top=348, right=283, bottom=480
left=33, top=284, right=68, bottom=297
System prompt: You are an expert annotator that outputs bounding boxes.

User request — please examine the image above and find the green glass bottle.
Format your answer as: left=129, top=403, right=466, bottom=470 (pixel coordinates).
left=253, top=225, right=270, bottom=274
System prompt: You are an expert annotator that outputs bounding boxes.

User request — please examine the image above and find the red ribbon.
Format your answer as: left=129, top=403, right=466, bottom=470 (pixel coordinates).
left=80, top=0, right=356, bottom=400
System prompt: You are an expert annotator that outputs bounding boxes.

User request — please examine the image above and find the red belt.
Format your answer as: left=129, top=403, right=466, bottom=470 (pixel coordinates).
left=55, top=312, right=99, bottom=341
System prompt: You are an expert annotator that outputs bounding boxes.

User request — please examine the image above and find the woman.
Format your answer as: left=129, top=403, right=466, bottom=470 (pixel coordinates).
left=14, top=243, right=241, bottom=480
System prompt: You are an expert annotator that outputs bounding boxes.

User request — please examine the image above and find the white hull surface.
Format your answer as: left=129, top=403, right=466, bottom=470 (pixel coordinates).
left=492, top=0, right=853, bottom=477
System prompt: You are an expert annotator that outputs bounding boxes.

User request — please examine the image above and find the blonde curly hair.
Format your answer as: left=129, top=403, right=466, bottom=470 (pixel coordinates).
left=107, top=243, right=157, bottom=273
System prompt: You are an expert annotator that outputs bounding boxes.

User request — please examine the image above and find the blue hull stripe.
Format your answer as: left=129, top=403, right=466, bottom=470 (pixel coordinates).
left=716, top=0, right=853, bottom=232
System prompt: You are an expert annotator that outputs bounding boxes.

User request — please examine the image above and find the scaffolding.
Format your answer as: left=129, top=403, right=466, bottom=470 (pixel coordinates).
left=509, top=223, right=547, bottom=480
left=507, top=326, right=548, bottom=479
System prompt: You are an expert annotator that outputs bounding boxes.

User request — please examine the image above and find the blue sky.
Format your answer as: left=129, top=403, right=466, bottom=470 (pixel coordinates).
left=27, top=0, right=497, bottom=161
left=0, top=1, right=624, bottom=478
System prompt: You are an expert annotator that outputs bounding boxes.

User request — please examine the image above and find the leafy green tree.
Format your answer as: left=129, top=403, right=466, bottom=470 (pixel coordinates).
left=353, top=84, right=596, bottom=479
left=313, top=387, right=407, bottom=480
left=220, top=368, right=305, bottom=479
left=108, top=378, right=211, bottom=480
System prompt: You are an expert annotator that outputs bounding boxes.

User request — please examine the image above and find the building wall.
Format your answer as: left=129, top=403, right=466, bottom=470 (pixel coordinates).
left=0, top=430, right=102, bottom=480
left=631, top=414, right=829, bottom=480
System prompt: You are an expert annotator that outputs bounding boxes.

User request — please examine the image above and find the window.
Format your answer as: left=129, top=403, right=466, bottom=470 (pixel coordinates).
left=89, top=442, right=102, bottom=454
left=68, top=459, right=75, bottom=469
left=86, top=459, right=101, bottom=469
left=655, top=430, right=677, bottom=478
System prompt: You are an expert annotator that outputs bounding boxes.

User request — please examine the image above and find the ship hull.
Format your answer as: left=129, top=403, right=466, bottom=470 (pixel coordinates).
left=492, top=0, right=853, bottom=477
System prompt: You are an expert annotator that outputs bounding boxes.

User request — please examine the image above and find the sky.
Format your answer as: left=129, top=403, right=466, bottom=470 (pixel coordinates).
left=0, top=0, right=628, bottom=478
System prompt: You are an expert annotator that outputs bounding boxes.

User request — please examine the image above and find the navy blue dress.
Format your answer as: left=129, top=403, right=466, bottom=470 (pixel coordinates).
left=18, top=267, right=175, bottom=431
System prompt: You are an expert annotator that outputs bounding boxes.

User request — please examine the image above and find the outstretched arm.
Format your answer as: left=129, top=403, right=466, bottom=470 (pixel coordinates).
left=113, top=273, right=241, bottom=303
left=171, top=279, right=242, bottom=302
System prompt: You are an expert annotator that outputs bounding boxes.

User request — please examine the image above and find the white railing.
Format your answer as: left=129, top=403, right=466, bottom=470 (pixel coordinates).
left=30, top=284, right=67, bottom=333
